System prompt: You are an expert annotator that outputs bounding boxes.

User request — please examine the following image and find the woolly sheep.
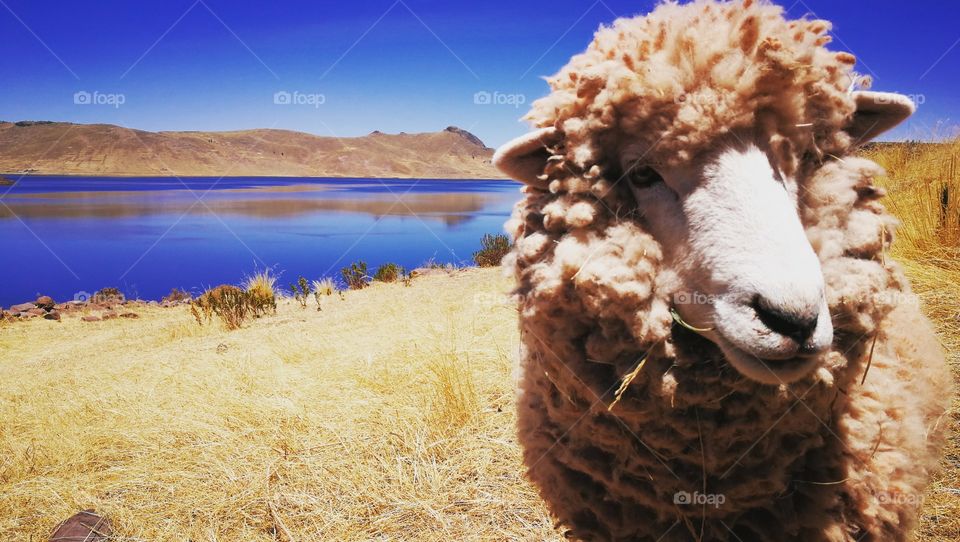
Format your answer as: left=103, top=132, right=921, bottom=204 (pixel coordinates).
left=493, top=1, right=954, bottom=540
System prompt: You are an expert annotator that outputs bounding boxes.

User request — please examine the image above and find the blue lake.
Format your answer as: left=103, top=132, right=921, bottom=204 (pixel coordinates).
left=0, top=176, right=520, bottom=306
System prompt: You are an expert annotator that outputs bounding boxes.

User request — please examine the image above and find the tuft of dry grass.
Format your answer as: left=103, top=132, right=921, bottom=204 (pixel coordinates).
left=244, top=268, right=279, bottom=300
left=862, top=140, right=960, bottom=541
left=426, top=353, right=481, bottom=435
left=312, top=278, right=335, bottom=297
left=245, top=269, right=280, bottom=317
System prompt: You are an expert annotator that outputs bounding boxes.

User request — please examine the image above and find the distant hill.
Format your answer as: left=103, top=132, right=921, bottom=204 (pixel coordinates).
left=0, top=121, right=505, bottom=179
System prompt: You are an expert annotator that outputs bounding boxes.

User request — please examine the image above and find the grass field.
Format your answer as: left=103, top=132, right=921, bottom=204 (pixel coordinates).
left=0, top=142, right=958, bottom=541
left=864, top=140, right=960, bottom=540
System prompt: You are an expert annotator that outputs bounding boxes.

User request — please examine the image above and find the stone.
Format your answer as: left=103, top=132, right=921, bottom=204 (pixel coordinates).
left=26, top=308, right=45, bottom=317
left=35, top=295, right=55, bottom=310
left=49, top=509, right=112, bottom=541
left=10, top=302, right=34, bottom=313
left=101, top=311, right=118, bottom=320
left=81, top=315, right=101, bottom=322
left=44, top=310, right=61, bottom=321
left=119, top=312, right=139, bottom=319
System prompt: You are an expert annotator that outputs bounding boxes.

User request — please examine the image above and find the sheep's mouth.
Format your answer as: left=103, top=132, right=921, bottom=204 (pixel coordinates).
left=715, top=336, right=821, bottom=385
left=669, top=318, right=821, bottom=385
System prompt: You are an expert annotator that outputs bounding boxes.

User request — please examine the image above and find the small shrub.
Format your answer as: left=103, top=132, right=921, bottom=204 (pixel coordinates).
left=162, top=287, right=191, bottom=304
left=94, top=287, right=125, bottom=304
left=473, top=234, right=511, bottom=267
left=341, top=261, right=370, bottom=290
left=312, top=278, right=335, bottom=311
left=289, top=276, right=311, bottom=309
left=190, top=285, right=250, bottom=330
left=373, top=262, right=404, bottom=283
left=421, top=257, right=448, bottom=270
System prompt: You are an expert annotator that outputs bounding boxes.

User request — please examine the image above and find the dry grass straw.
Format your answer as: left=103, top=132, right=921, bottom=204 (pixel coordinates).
left=862, top=139, right=960, bottom=541
left=0, top=271, right=555, bottom=541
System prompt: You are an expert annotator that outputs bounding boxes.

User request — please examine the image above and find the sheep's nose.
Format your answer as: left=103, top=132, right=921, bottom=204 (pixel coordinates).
left=752, top=298, right=819, bottom=345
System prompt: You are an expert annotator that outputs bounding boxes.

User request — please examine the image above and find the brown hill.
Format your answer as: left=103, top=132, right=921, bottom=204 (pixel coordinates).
left=0, top=121, right=505, bottom=179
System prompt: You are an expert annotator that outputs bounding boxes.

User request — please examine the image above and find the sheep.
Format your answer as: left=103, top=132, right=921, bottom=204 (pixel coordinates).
left=492, top=1, right=954, bottom=541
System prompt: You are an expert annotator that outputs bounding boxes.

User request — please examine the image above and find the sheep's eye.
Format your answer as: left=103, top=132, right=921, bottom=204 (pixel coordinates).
left=627, top=166, right=664, bottom=189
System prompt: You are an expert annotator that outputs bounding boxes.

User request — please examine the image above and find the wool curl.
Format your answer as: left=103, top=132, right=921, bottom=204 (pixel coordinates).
left=526, top=0, right=859, bottom=179
left=507, top=1, right=953, bottom=541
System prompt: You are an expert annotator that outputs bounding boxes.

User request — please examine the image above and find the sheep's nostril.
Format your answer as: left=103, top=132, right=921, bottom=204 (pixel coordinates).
left=752, top=298, right=819, bottom=344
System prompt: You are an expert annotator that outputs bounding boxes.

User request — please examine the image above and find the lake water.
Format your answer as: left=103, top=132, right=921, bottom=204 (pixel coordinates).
left=0, top=176, right=520, bottom=306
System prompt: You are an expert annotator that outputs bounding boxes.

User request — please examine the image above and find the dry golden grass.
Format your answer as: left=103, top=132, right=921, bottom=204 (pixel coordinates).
left=0, top=269, right=556, bottom=541
left=862, top=140, right=960, bottom=541
left=244, top=269, right=279, bottom=302
left=0, top=142, right=957, bottom=541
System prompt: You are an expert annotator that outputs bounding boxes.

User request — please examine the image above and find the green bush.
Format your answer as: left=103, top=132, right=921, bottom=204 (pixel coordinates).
left=472, top=234, right=511, bottom=267
left=341, top=261, right=370, bottom=290
left=373, top=262, right=404, bottom=283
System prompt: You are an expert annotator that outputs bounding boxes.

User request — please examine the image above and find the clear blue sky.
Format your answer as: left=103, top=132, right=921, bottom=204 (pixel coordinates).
left=2, top=0, right=958, bottom=148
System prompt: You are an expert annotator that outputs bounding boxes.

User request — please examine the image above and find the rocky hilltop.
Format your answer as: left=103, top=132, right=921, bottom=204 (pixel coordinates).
left=0, top=121, right=505, bottom=179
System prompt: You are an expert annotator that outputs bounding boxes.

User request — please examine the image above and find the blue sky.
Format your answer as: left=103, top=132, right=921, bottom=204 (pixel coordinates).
left=1, top=0, right=958, bottom=148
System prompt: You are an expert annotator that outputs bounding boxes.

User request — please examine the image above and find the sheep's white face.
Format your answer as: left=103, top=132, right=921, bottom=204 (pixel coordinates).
left=624, top=141, right=831, bottom=385
left=494, top=90, right=915, bottom=386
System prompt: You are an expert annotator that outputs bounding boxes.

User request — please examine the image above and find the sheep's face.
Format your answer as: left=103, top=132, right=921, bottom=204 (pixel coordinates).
left=494, top=91, right=914, bottom=386
left=623, top=135, right=831, bottom=384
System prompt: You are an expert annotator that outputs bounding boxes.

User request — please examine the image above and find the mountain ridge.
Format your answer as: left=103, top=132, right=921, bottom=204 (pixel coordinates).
left=0, top=121, right=506, bottom=179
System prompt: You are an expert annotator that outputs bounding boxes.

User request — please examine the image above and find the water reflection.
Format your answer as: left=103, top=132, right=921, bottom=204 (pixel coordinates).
left=0, top=177, right=520, bottom=305
left=1, top=191, right=502, bottom=227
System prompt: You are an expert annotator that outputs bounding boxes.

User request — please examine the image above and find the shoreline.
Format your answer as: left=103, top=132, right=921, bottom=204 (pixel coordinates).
left=2, top=173, right=512, bottom=181
left=0, top=265, right=474, bottom=323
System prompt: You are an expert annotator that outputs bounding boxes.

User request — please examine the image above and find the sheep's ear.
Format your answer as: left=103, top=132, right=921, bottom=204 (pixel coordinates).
left=847, top=91, right=915, bottom=145
left=493, top=127, right=561, bottom=185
